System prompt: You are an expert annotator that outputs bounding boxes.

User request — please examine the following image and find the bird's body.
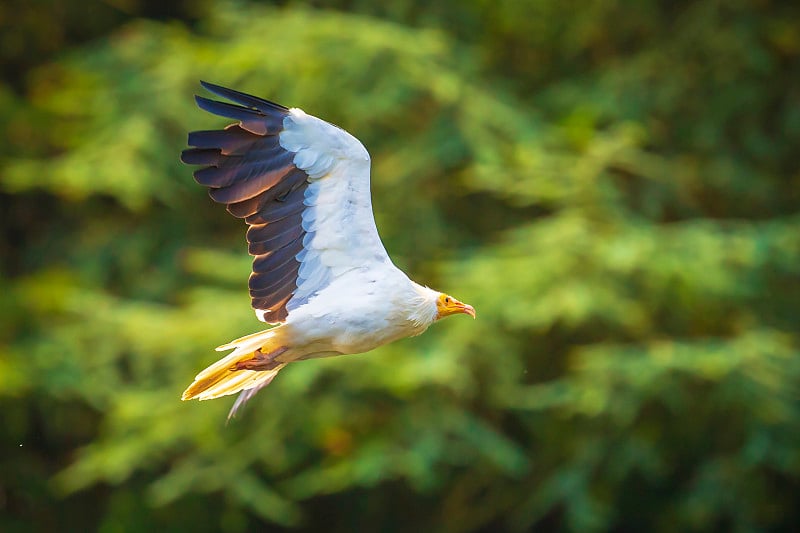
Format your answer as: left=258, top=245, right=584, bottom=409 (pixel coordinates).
left=180, top=82, right=474, bottom=417
left=287, top=272, right=439, bottom=354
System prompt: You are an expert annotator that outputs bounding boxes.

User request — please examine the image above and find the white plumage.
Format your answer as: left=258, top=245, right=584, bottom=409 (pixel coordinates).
left=180, top=82, right=474, bottom=417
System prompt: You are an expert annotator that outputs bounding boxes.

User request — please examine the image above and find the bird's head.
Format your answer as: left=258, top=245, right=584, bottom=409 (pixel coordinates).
left=435, top=293, right=476, bottom=320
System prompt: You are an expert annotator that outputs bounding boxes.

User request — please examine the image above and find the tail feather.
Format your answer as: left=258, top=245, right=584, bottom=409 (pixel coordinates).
left=216, top=328, right=277, bottom=352
left=227, top=372, right=282, bottom=421
left=182, top=328, right=287, bottom=403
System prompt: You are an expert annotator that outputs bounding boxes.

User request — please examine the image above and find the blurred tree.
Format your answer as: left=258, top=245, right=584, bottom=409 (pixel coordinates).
left=1, top=1, right=798, bottom=532
left=0, top=0, right=207, bottom=91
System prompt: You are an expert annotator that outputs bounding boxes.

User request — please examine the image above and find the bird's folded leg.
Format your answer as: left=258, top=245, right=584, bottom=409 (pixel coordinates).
left=232, top=346, right=288, bottom=371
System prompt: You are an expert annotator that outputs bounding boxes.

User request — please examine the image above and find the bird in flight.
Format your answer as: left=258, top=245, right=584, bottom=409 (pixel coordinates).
left=180, top=82, right=475, bottom=418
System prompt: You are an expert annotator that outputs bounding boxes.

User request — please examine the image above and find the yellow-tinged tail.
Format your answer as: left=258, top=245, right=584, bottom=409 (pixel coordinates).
left=181, top=328, right=286, bottom=402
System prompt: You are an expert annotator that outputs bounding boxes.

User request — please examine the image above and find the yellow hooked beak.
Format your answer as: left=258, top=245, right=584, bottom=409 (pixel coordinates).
left=436, top=294, right=476, bottom=319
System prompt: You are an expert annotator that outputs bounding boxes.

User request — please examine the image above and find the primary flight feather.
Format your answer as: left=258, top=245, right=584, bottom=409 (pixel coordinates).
left=180, top=82, right=475, bottom=417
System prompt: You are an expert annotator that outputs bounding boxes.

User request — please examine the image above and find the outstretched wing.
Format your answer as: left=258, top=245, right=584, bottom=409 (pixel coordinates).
left=181, top=82, right=391, bottom=323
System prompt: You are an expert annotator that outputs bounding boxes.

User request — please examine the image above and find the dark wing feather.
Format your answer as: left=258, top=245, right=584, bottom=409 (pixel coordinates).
left=248, top=223, right=304, bottom=257
left=199, top=81, right=289, bottom=114
left=195, top=95, right=285, bottom=136
left=250, top=236, right=304, bottom=284
left=246, top=213, right=301, bottom=244
left=188, top=127, right=259, bottom=154
left=181, top=148, right=221, bottom=166
left=227, top=168, right=307, bottom=219
left=181, top=82, right=309, bottom=324
left=206, top=157, right=296, bottom=203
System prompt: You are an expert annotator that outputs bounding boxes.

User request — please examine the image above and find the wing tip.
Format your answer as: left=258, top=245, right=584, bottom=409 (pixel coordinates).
left=199, top=79, right=219, bottom=93
left=198, top=80, right=289, bottom=112
left=194, top=94, right=225, bottom=114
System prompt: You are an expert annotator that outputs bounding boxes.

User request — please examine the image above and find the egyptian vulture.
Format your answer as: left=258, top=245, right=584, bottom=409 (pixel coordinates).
left=180, top=82, right=475, bottom=417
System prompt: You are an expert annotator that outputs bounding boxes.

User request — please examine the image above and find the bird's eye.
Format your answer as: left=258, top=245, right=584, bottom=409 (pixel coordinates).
left=445, top=297, right=451, bottom=303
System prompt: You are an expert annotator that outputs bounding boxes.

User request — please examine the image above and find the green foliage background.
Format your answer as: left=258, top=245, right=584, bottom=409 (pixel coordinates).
left=2, top=0, right=799, bottom=531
